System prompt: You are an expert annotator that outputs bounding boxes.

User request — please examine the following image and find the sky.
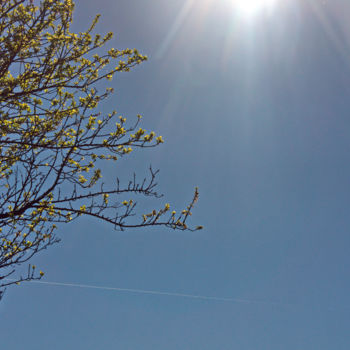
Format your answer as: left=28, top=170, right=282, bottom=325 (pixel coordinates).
left=2, top=0, right=350, bottom=348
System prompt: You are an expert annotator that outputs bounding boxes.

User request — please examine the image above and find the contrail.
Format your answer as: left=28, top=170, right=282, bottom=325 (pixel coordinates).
left=5, top=279, right=349, bottom=312
left=6, top=278, right=285, bottom=306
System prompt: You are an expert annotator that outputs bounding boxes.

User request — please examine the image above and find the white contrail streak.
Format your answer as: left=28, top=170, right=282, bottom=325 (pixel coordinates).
left=6, top=278, right=285, bottom=306
left=5, top=279, right=349, bottom=312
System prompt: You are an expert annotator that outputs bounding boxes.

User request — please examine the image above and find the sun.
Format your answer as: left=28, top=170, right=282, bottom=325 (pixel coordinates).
left=234, top=0, right=277, bottom=16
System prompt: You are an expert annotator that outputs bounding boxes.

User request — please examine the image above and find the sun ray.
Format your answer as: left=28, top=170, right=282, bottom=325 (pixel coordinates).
left=234, top=0, right=277, bottom=16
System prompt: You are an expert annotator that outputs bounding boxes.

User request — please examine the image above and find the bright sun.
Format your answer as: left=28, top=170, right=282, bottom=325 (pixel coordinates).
left=235, top=0, right=277, bottom=16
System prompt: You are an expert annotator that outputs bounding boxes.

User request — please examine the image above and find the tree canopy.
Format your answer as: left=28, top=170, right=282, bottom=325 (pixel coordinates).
left=0, top=0, right=200, bottom=298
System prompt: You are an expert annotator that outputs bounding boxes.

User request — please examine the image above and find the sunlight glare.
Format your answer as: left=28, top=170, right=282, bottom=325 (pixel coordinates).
left=234, top=0, right=277, bottom=16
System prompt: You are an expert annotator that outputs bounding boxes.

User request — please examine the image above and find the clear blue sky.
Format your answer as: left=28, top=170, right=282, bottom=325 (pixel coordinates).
left=2, top=0, right=350, bottom=349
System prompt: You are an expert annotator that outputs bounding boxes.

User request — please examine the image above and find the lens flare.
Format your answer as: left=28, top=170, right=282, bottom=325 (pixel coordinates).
left=235, top=0, right=276, bottom=16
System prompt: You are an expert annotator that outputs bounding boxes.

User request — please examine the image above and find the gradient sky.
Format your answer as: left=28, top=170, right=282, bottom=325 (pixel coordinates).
left=2, top=0, right=350, bottom=349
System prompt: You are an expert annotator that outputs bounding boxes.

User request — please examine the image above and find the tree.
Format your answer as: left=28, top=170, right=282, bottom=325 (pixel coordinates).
left=0, top=0, right=201, bottom=299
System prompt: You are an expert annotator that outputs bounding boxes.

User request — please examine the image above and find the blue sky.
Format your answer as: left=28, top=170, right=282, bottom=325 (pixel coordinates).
left=2, top=0, right=350, bottom=349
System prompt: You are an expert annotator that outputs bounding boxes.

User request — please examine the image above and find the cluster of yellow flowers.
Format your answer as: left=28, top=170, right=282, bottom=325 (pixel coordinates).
left=0, top=0, right=200, bottom=290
